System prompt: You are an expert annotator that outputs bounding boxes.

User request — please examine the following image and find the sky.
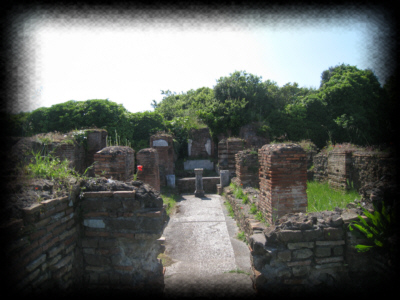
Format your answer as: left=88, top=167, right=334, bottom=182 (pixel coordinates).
left=5, top=4, right=395, bottom=114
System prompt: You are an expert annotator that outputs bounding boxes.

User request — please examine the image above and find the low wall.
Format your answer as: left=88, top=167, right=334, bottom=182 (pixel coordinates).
left=313, top=150, right=397, bottom=191
left=176, top=177, right=220, bottom=194
left=223, top=186, right=397, bottom=295
left=2, top=179, right=166, bottom=296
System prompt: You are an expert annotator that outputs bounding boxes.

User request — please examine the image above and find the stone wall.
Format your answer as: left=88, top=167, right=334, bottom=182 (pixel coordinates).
left=2, top=184, right=83, bottom=294
left=136, top=148, right=161, bottom=192
left=223, top=186, right=397, bottom=296
left=176, top=177, right=220, bottom=194
left=235, top=149, right=259, bottom=188
left=94, top=146, right=135, bottom=181
left=80, top=186, right=166, bottom=293
left=188, top=127, right=214, bottom=158
left=351, top=151, right=396, bottom=191
left=218, top=138, right=246, bottom=177
left=327, top=150, right=353, bottom=190
left=312, top=150, right=396, bottom=191
left=258, top=144, right=308, bottom=225
left=10, top=129, right=108, bottom=175
left=2, top=179, right=166, bottom=296
left=150, top=133, right=175, bottom=187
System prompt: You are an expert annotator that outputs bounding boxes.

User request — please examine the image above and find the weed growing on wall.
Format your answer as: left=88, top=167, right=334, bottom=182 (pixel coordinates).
left=26, top=150, right=79, bottom=180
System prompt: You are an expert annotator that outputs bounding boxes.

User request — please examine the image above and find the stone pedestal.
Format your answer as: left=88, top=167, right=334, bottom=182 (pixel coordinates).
left=220, top=170, right=230, bottom=187
left=194, top=168, right=205, bottom=198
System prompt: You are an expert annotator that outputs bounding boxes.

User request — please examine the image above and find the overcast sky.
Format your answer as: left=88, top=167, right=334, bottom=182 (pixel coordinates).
left=6, top=4, right=395, bottom=114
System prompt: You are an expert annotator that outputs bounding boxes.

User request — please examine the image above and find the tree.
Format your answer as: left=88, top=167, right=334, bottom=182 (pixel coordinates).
left=317, top=65, right=386, bottom=146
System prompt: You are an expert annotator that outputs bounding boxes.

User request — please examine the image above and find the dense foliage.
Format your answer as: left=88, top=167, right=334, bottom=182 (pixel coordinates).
left=8, top=99, right=167, bottom=152
left=7, top=64, right=393, bottom=153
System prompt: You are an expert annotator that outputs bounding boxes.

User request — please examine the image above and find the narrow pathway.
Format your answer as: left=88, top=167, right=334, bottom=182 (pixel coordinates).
left=162, top=194, right=257, bottom=298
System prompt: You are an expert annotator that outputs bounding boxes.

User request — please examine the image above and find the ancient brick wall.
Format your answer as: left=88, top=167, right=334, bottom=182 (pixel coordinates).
left=188, top=127, right=214, bottom=158
left=150, top=134, right=175, bottom=187
left=54, top=143, right=86, bottom=173
left=218, top=138, right=246, bottom=178
left=176, top=177, right=220, bottom=194
left=80, top=188, right=165, bottom=293
left=351, top=151, right=396, bottom=191
left=94, top=146, right=135, bottom=181
left=136, top=148, right=161, bottom=192
left=235, top=149, right=260, bottom=188
left=2, top=180, right=166, bottom=296
left=2, top=186, right=83, bottom=294
left=258, top=144, right=308, bottom=225
left=223, top=187, right=395, bottom=294
left=312, top=150, right=396, bottom=191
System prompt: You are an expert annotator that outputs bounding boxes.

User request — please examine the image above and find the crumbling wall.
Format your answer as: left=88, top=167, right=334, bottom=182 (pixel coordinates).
left=136, top=148, right=161, bottom=192
left=2, top=179, right=166, bottom=296
left=351, top=151, right=396, bottom=191
left=80, top=183, right=166, bottom=293
left=10, top=129, right=108, bottom=175
left=94, top=146, right=135, bottom=181
left=312, top=150, right=396, bottom=192
left=235, top=149, right=259, bottom=188
left=258, top=144, right=308, bottom=225
left=218, top=138, right=246, bottom=178
left=2, top=184, right=83, bottom=295
left=223, top=186, right=396, bottom=296
left=150, top=133, right=175, bottom=187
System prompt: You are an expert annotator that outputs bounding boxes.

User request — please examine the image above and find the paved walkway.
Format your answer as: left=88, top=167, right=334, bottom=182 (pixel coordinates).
left=162, top=194, right=257, bottom=298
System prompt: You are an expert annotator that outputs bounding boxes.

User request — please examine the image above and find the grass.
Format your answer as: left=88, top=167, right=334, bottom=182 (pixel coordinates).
left=224, top=268, right=250, bottom=276
left=306, top=180, right=360, bottom=212
left=224, top=200, right=235, bottom=218
left=230, top=182, right=249, bottom=204
left=237, top=231, right=247, bottom=244
left=25, top=150, right=80, bottom=180
left=160, top=186, right=180, bottom=216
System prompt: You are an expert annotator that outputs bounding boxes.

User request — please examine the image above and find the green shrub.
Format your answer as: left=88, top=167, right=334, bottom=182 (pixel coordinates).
left=349, top=201, right=396, bottom=253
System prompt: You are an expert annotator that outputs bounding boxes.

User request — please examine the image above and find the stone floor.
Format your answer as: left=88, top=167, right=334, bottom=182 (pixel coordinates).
left=162, top=194, right=257, bottom=298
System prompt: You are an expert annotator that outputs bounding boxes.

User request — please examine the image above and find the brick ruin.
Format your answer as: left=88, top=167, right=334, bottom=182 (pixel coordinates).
left=234, top=149, right=260, bottom=188
left=2, top=179, right=166, bottom=296
left=10, top=129, right=108, bottom=175
left=258, top=144, right=308, bottom=225
left=150, top=133, right=174, bottom=187
left=312, top=149, right=396, bottom=191
left=94, top=146, right=135, bottom=181
left=136, top=148, right=161, bottom=192
left=217, top=138, right=246, bottom=177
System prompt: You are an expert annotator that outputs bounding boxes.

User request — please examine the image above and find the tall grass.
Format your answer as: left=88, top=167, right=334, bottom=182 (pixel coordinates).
left=26, top=150, right=79, bottom=180
left=306, top=180, right=360, bottom=212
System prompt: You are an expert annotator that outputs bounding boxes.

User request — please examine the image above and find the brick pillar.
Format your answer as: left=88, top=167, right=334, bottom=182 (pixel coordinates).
left=136, top=148, right=160, bottom=192
left=94, top=146, right=135, bottom=181
left=258, top=144, right=307, bottom=225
